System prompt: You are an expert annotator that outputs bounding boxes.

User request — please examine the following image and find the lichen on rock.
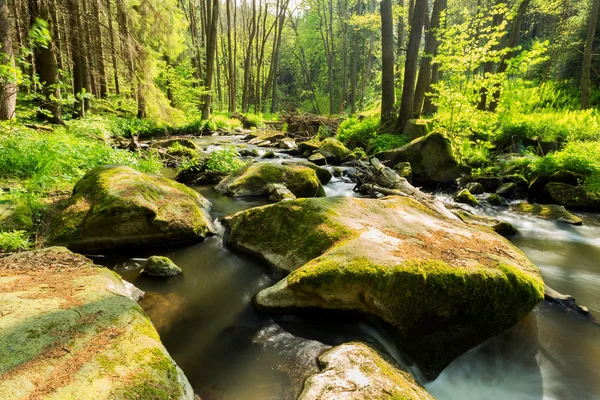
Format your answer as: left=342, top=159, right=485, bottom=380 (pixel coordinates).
left=143, top=256, right=183, bottom=277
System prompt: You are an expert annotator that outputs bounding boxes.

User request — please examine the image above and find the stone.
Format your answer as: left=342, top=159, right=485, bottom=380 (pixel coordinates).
left=496, top=182, right=517, bottom=198
left=403, top=119, right=431, bottom=141
left=528, top=170, right=585, bottom=197
left=238, top=149, right=259, bottom=157
left=279, top=138, right=297, bottom=150
left=449, top=206, right=518, bottom=237
left=375, top=132, right=462, bottom=186
left=307, top=153, right=327, bottom=166
left=143, top=256, right=183, bottom=277
left=455, top=189, right=479, bottom=207
left=0, top=248, right=194, bottom=400
left=465, top=182, right=485, bottom=195
left=474, top=177, right=502, bottom=192
left=544, top=183, right=599, bottom=210
left=45, top=165, right=215, bottom=253
left=227, top=196, right=544, bottom=377
left=281, top=160, right=333, bottom=185
left=266, top=183, right=297, bottom=202
left=318, top=138, right=352, bottom=165
left=299, top=342, right=434, bottom=400
left=262, top=151, right=277, bottom=159
left=298, top=141, right=321, bottom=155
left=393, top=162, right=413, bottom=183
left=215, top=162, right=326, bottom=198
left=153, top=138, right=199, bottom=151
left=487, top=193, right=504, bottom=206
left=511, top=203, right=583, bottom=225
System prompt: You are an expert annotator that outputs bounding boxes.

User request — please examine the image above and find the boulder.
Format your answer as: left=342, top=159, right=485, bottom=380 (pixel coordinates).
left=153, top=138, right=199, bottom=151
left=307, top=153, right=327, bottom=166
left=375, top=132, right=462, bottom=186
left=544, top=183, right=599, bottom=210
left=227, top=196, right=544, bottom=377
left=487, top=193, right=504, bottom=206
left=238, top=149, right=259, bottom=157
left=0, top=248, right=193, bottom=399
left=299, top=343, right=434, bottom=400
left=474, top=177, right=502, bottom=192
left=454, top=189, right=478, bottom=207
left=511, top=203, right=583, bottom=225
left=465, top=182, right=484, bottom=195
left=266, top=183, right=297, bottom=202
left=528, top=170, right=585, bottom=197
left=449, top=206, right=518, bottom=237
left=215, top=162, right=326, bottom=198
left=262, top=151, right=277, bottom=159
left=279, top=138, right=297, bottom=150
left=143, top=256, right=183, bottom=277
left=318, top=138, right=352, bottom=165
left=45, top=165, right=215, bottom=252
left=403, top=119, right=431, bottom=141
left=496, top=182, right=517, bottom=198
left=281, top=160, right=333, bottom=185
left=298, top=141, right=321, bottom=155
left=393, top=162, right=413, bottom=183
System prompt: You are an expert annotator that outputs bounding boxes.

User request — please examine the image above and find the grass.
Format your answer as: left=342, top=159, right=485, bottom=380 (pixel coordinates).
left=205, top=147, right=246, bottom=173
left=0, top=230, right=33, bottom=252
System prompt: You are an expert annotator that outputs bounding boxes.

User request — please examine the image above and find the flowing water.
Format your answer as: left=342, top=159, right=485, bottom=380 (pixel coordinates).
left=104, top=136, right=599, bottom=400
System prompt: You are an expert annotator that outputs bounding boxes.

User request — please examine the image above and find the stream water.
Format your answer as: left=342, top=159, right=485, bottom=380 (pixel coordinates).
left=103, top=135, right=599, bottom=400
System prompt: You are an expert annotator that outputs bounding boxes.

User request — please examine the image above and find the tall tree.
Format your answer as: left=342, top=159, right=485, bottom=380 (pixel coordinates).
left=581, top=0, right=599, bottom=109
left=202, top=0, right=219, bottom=119
left=380, top=0, right=395, bottom=127
left=67, top=0, right=85, bottom=118
left=396, top=0, right=427, bottom=133
left=29, top=0, right=63, bottom=124
left=0, top=0, right=16, bottom=120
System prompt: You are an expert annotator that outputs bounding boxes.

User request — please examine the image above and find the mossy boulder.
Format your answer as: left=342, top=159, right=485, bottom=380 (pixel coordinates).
left=308, top=153, right=327, bottom=166
left=215, top=162, right=326, bottom=198
left=318, top=138, right=352, bottom=165
left=45, top=165, right=215, bottom=253
left=528, top=170, right=585, bottom=198
left=282, top=160, right=333, bottom=184
left=227, top=196, right=544, bottom=377
left=511, top=203, right=583, bottom=225
left=449, top=206, right=518, bottom=237
left=496, top=182, right=517, bottom=198
left=143, top=256, right=183, bottom=277
left=454, top=189, right=478, bottom=207
left=487, top=193, right=504, bottom=206
left=465, top=182, right=484, bottom=195
left=544, top=183, right=599, bottom=210
left=403, top=119, right=431, bottom=141
left=393, top=162, right=413, bottom=183
left=375, top=132, right=462, bottom=186
left=153, top=138, right=199, bottom=151
left=299, top=342, right=434, bottom=400
left=0, top=247, right=193, bottom=399
left=474, top=176, right=502, bottom=192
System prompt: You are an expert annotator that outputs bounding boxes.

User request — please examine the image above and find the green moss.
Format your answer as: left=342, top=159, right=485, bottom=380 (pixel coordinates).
left=318, top=138, right=351, bottom=163
left=455, top=189, right=479, bottom=207
left=511, top=202, right=583, bottom=224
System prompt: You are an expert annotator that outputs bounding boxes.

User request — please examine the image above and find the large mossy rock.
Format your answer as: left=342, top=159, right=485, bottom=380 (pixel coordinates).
left=215, top=162, right=326, bottom=198
left=375, top=132, right=462, bottom=186
left=0, top=247, right=193, bottom=399
left=544, top=183, right=599, bottom=211
left=299, top=342, right=435, bottom=400
left=227, top=196, right=544, bottom=377
left=511, top=203, right=583, bottom=225
left=45, top=165, right=215, bottom=252
left=318, top=138, right=352, bottom=164
left=281, top=160, right=333, bottom=184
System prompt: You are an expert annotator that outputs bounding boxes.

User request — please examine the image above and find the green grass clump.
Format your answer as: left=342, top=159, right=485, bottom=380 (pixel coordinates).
left=242, top=113, right=265, bottom=128
left=337, top=116, right=380, bottom=149
left=368, top=134, right=409, bottom=153
left=210, top=114, right=242, bottom=131
left=167, top=142, right=196, bottom=158
left=0, top=230, right=33, bottom=252
left=205, top=147, right=246, bottom=173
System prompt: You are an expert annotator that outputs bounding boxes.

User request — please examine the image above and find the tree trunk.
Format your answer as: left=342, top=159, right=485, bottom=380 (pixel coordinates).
left=242, top=0, right=257, bottom=112
left=226, top=0, right=235, bottom=111
left=93, top=0, right=108, bottom=98
left=81, top=0, right=93, bottom=108
left=413, top=0, right=446, bottom=117
left=0, top=0, right=16, bottom=120
left=106, top=0, right=120, bottom=95
left=381, top=0, right=395, bottom=127
left=395, top=0, right=427, bottom=133
left=396, top=0, right=405, bottom=84
left=29, top=0, right=63, bottom=124
left=581, top=0, right=599, bottom=109
left=68, top=0, right=85, bottom=118
left=202, top=0, right=219, bottom=119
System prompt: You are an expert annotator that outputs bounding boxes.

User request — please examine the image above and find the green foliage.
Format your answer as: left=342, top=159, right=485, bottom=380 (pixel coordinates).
left=29, top=18, right=52, bottom=48
left=367, top=134, right=409, bottom=153
left=167, top=143, right=196, bottom=158
left=205, top=147, right=245, bottom=173
left=530, top=142, right=600, bottom=177
left=337, top=116, right=380, bottom=149
left=210, top=114, right=242, bottom=131
left=317, top=124, right=333, bottom=140
left=0, top=231, right=33, bottom=252
left=242, top=113, right=265, bottom=128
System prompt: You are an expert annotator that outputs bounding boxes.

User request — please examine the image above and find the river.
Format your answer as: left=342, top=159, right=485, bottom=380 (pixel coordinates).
left=101, top=135, right=600, bottom=400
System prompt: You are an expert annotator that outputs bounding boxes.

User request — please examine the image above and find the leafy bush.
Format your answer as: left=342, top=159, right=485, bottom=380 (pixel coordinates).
left=205, top=147, right=245, bottom=173
left=0, top=230, right=33, bottom=252
left=337, top=116, right=380, bottom=149
left=367, top=134, right=409, bottom=153
left=210, top=115, right=242, bottom=131
left=317, top=124, right=333, bottom=140
left=530, top=141, right=600, bottom=177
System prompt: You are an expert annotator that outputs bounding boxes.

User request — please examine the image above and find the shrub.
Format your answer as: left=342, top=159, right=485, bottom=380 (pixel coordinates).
left=0, top=230, right=33, bottom=252
left=337, top=116, right=380, bottom=149
left=530, top=141, right=600, bottom=177
left=205, top=147, right=246, bottom=173
left=242, top=113, right=265, bottom=128
left=317, top=124, right=334, bottom=140
left=210, top=115, right=242, bottom=131
left=368, top=134, right=409, bottom=153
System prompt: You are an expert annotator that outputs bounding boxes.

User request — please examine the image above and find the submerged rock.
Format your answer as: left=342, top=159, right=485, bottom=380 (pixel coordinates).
left=45, top=165, right=215, bottom=252
left=511, top=203, right=583, bottom=225
left=143, top=256, right=183, bottom=277
left=0, top=247, right=193, bottom=399
left=227, top=196, right=544, bottom=377
left=454, top=189, right=479, bottom=207
left=299, top=342, right=434, bottom=400
left=375, top=132, right=462, bottom=186
left=318, top=138, right=352, bottom=165
left=216, top=162, right=325, bottom=198
left=449, top=206, right=518, bottom=237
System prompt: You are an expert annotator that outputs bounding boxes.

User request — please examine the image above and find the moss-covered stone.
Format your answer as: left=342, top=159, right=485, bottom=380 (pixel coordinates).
left=394, top=162, right=413, bottom=184
left=465, top=182, right=484, bottom=195
left=449, top=207, right=518, bottom=237
left=375, top=132, right=462, bottom=186
left=44, top=165, right=215, bottom=253
left=318, top=138, right=352, bottom=165
left=282, top=160, right=333, bottom=184
left=496, top=182, right=517, bottom=198
left=0, top=248, right=193, bottom=400
left=299, top=342, right=434, bottom=400
left=307, top=153, right=327, bottom=166
left=454, top=189, right=478, bottom=207
left=544, top=182, right=599, bottom=211
left=511, top=203, right=583, bottom=225
left=228, top=196, right=544, bottom=376
left=215, top=162, right=326, bottom=199
left=487, top=193, right=504, bottom=206
left=143, top=256, right=183, bottom=277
